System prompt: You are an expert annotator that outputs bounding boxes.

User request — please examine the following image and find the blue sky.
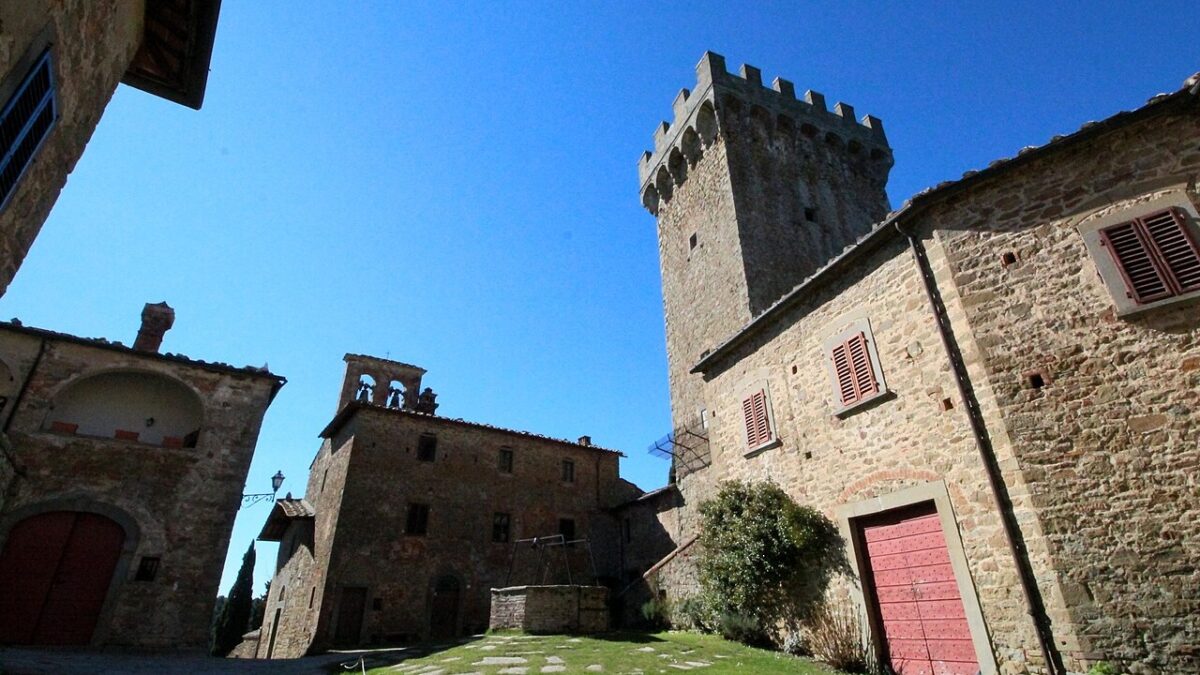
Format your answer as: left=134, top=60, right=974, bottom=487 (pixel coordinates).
left=3, top=2, right=1196, bottom=596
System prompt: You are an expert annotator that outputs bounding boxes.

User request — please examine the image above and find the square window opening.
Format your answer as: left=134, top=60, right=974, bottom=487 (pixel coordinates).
left=416, top=434, right=437, bottom=462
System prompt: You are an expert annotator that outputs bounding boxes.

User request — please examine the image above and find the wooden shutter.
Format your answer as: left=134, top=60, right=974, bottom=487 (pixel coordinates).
left=1143, top=208, right=1200, bottom=293
left=1101, top=208, right=1200, bottom=303
left=741, top=389, right=772, bottom=448
left=832, top=333, right=879, bottom=406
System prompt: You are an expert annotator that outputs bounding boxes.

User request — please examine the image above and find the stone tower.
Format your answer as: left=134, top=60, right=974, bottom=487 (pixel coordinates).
left=638, top=52, right=894, bottom=438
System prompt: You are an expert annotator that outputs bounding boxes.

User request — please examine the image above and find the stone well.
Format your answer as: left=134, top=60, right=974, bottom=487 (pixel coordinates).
left=489, top=585, right=609, bottom=634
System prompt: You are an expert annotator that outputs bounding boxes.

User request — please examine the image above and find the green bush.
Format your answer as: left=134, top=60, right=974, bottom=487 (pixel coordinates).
left=1088, top=662, right=1121, bottom=675
left=640, top=597, right=671, bottom=629
left=694, top=480, right=845, bottom=644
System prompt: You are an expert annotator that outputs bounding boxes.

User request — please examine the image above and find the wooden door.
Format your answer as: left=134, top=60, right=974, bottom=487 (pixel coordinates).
left=429, top=576, right=459, bottom=641
left=860, top=503, right=979, bottom=675
left=333, top=587, right=366, bottom=646
left=0, top=511, right=125, bottom=645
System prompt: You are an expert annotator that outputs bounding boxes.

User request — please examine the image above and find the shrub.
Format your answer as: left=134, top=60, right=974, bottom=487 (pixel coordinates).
left=694, top=480, right=844, bottom=644
left=807, top=599, right=877, bottom=674
left=717, top=612, right=769, bottom=647
left=781, top=629, right=809, bottom=656
left=640, top=597, right=671, bottom=629
left=1088, top=662, right=1121, bottom=675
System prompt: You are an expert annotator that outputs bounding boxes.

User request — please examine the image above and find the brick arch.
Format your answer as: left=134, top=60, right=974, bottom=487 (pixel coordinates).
left=838, top=468, right=942, bottom=505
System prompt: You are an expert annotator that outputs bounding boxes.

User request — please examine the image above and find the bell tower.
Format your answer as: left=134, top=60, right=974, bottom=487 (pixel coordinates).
left=638, top=52, right=894, bottom=434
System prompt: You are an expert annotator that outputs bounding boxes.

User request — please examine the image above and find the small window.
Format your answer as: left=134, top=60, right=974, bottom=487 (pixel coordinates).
left=1099, top=207, right=1200, bottom=304
left=134, top=556, right=160, bottom=582
left=309, top=587, right=316, bottom=609
left=689, top=233, right=698, bottom=250
left=406, top=503, right=430, bottom=535
left=559, top=518, right=576, bottom=542
left=561, top=459, right=575, bottom=483
left=416, top=434, right=437, bottom=462
left=0, top=49, right=57, bottom=211
left=740, top=388, right=774, bottom=450
left=372, top=598, right=383, bottom=611
left=492, top=512, right=511, bottom=543
left=498, top=448, right=514, bottom=474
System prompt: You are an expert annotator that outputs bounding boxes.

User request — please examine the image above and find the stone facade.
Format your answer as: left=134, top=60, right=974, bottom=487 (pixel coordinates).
left=639, top=53, right=1200, bottom=674
left=0, top=305, right=283, bottom=649
left=256, top=355, right=645, bottom=658
left=639, top=52, right=893, bottom=447
left=489, top=586, right=609, bottom=634
left=0, top=1, right=220, bottom=298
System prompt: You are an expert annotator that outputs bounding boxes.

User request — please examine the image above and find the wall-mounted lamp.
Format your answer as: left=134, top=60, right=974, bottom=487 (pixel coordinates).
left=242, top=470, right=285, bottom=508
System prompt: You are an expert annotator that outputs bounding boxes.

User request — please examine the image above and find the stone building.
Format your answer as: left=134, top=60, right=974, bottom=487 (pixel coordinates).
left=637, top=53, right=1200, bottom=674
left=0, top=302, right=284, bottom=648
left=0, top=0, right=222, bottom=298
left=254, top=354, right=640, bottom=658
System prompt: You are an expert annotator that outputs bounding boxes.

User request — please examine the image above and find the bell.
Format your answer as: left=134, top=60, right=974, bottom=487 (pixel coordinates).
left=388, top=388, right=402, bottom=409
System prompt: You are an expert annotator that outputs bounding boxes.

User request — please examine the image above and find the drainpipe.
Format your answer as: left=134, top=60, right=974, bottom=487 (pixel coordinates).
left=897, top=222, right=1066, bottom=675
left=3, top=337, right=46, bottom=435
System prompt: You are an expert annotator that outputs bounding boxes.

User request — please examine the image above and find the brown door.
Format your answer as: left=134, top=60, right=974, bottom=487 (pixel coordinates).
left=860, top=503, right=979, bottom=675
left=0, top=511, right=126, bottom=645
left=333, top=587, right=366, bottom=646
left=429, top=576, right=459, bottom=640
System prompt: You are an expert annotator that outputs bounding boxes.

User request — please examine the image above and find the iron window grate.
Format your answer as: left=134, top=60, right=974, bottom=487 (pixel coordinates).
left=0, top=50, right=57, bottom=212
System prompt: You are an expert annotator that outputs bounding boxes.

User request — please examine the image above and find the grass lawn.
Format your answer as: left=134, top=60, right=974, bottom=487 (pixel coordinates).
left=361, top=630, right=840, bottom=674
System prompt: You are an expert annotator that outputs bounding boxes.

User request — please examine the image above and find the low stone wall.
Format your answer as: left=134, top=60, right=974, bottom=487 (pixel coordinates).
left=489, top=586, right=608, bottom=634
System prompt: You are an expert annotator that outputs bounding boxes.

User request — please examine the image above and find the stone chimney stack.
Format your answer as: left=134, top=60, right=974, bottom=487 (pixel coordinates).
left=578, top=435, right=592, bottom=447
left=134, top=302, right=175, bottom=353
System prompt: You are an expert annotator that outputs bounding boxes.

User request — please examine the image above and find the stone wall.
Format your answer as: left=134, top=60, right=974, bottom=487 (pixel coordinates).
left=679, top=236, right=1052, bottom=672
left=644, top=57, right=1200, bottom=674
left=265, top=401, right=628, bottom=654
left=0, top=324, right=280, bottom=650
left=0, top=1, right=145, bottom=297
left=642, top=53, right=892, bottom=465
left=924, top=105, right=1200, bottom=673
left=489, top=586, right=609, bottom=634
left=257, top=435, right=354, bottom=659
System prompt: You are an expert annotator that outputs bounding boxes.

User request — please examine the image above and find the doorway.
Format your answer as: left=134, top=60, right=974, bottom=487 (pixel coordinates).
left=0, top=511, right=126, bottom=645
left=429, top=575, right=460, bottom=640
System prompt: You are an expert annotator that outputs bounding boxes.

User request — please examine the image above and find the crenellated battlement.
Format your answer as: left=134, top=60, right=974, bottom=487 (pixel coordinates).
left=638, top=52, right=891, bottom=214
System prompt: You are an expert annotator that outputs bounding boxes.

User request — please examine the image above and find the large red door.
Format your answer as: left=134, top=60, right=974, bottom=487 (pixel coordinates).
left=0, top=511, right=126, bottom=645
left=861, top=503, right=979, bottom=675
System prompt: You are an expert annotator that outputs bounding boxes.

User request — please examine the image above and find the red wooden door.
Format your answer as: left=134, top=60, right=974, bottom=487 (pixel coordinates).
left=861, top=504, right=978, bottom=675
left=0, top=511, right=125, bottom=645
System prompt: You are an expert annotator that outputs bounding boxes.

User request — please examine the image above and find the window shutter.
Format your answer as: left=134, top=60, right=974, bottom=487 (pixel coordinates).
left=846, top=333, right=879, bottom=399
left=741, top=390, right=771, bottom=447
left=1100, top=220, right=1172, bottom=303
left=831, top=333, right=878, bottom=406
left=1143, top=208, right=1200, bottom=293
left=831, top=342, right=856, bottom=405
left=0, top=50, right=56, bottom=209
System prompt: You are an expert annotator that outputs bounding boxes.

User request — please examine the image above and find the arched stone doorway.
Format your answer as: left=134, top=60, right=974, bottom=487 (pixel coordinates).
left=429, top=574, right=460, bottom=641
left=0, top=511, right=126, bottom=645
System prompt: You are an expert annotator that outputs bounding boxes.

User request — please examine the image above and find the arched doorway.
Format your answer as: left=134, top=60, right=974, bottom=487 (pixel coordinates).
left=0, top=511, right=126, bottom=645
left=429, top=575, right=460, bottom=640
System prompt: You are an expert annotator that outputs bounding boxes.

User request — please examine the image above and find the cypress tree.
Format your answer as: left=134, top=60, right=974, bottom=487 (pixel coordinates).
left=211, top=541, right=256, bottom=656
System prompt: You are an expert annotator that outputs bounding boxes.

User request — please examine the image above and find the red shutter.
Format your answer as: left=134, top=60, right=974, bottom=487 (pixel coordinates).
left=741, top=390, right=772, bottom=448
left=847, top=333, right=879, bottom=399
left=1142, top=208, right=1200, bottom=293
left=832, top=333, right=879, bottom=407
left=1100, top=220, right=1172, bottom=303
left=831, top=342, right=857, bottom=405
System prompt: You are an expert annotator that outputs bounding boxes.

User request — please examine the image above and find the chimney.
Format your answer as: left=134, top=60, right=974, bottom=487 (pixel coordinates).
left=577, top=435, right=592, bottom=447
left=134, top=302, right=175, bottom=353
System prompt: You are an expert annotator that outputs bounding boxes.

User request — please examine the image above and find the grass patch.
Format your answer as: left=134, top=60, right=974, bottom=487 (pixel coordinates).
left=361, top=630, right=840, bottom=674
